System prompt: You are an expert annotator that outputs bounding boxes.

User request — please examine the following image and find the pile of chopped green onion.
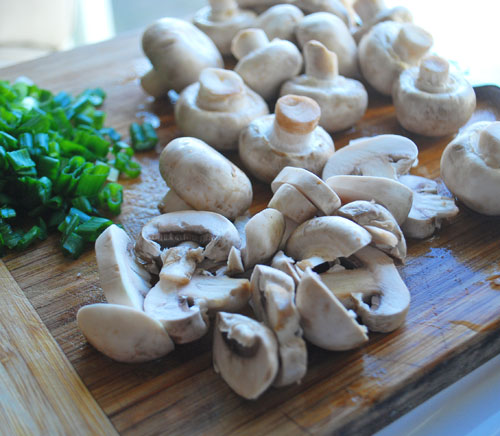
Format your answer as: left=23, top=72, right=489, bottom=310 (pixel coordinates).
left=0, top=78, right=157, bottom=259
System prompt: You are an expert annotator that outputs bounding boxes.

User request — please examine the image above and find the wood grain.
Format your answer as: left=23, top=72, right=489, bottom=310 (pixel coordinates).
left=1, top=32, right=500, bottom=435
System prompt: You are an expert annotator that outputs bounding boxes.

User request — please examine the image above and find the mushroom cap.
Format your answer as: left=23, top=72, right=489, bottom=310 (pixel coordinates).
left=95, top=224, right=151, bottom=310
left=175, top=69, right=269, bottom=151
left=393, top=58, right=476, bottom=137
left=77, top=303, right=174, bottom=363
left=159, top=137, right=252, bottom=220
left=295, top=0, right=350, bottom=25
left=441, top=121, right=500, bottom=215
left=322, top=134, right=418, bottom=180
left=296, top=12, right=358, bottom=78
left=213, top=312, right=279, bottom=399
left=141, top=18, right=223, bottom=94
left=256, top=4, right=304, bottom=42
left=286, top=216, right=372, bottom=261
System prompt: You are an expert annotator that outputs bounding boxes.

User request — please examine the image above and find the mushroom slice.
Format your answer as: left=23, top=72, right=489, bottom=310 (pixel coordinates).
left=95, top=225, right=151, bottom=310
left=135, top=211, right=240, bottom=274
left=271, top=166, right=341, bottom=215
left=398, top=175, right=458, bottom=239
left=286, top=216, right=372, bottom=267
left=158, top=189, right=194, bottom=214
left=250, top=265, right=307, bottom=386
left=271, top=250, right=303, bottom=286
left=268, top=183, right=318, bottom=223
left=322, top=134, right=418, bottom=180
left=77, top=303, right=174, bottom=363
left=337, top=200, right=406, bottom=262
left=159, top=241, right=204, bottom=285
left=227, top=246, right=245, bottom=275
left=296, top=269, right=368, bottom=350
left=325, top=175, right=413, bottom=225
left=213, top=312, right=279, bottom=399
left=351, top=246, right=410, bottom=333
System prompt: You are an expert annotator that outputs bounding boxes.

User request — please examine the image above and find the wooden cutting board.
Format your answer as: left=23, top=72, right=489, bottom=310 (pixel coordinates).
left=1, top=31, right=500, bottom=436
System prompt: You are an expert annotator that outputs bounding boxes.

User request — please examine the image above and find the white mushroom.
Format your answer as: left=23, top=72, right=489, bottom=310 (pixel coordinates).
left=393, top=55, right=476, bottom=137
left=280, top=40, right=367, bottom=133
left=322, top=134, right=418, bottom=180
left=399, top=174, right=459, bottom=239
left=232, top=28, right=303, bottom=101
left=193, top=0, right=256, bottom=55
left=295, top=0, right=351, bottom=25
left=271, top=250, right=303, bottom=286
left=256, top=4, right=304, bottom=42
left=358, top=21, right=433, bottom=96
left=159, top=137, right=252, bottom=220
left=296, top=268, right=369, bottom=350
left=213, top=312, right=279, bottom=399
left=158, top=241, right=204, bottom=285
left=295, top=12, right=358, bottom=78
left=441, top=121, right=500, bottom=216
left=175, top=68, right=269, bottom=151
left=236, top=0, right=293, bottom=14
left=239, top=94, right=335, bottom=183
left=141, top=18, right=223, bottom=96
left=94, top=224, right=151, bottom=310
left=77, top=303, right=174, bottom=363
left=268, top=184, right=318, bottom=224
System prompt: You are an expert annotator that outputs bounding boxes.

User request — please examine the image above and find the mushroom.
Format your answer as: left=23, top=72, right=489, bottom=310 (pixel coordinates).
left=77, top=303, right=174, bottom=363
left=250, top=265, right=307, bottom=386
left=352, top=0, right=413, bottom=43
left=239, top=94, right=335, bottom=183
left=193, top=0, right=256, bottom=55
left=213, top=312, right=279, bottom=399
left=322, top=134, right=418, bottom=180
left=255, top=4, right=304, bottom=42
left=392, top=55, right=476, bottom=137
left=295, top=0, right=351, bottom=26
left=271, top=250, right=303, bottom=286
left=94, top=224, right=151, bottom=311
left=398, top=174, right=459, bottom=239
left=295, top=12, right=358, bottom=78
left=358, top=21, right=433, bottom=96
left=281, top=41, right=368, bottom=133
left=140, top=18, right=223, bottom=97
left=158, top=137, right=253, bottom=220
left=269, top=183, right=317, bottom=224
left=441, top=121, right=500, bottom=216
left=236, top=0, right=293, bottom=14
left=296, top=268, right=369, bottom=350
left=158, top=241, right=204, bottom=285
left=325, top=175, right=414, bottom=225
left=232, top=28, right=303, bottom=101
left=175, top=68, right=269, bottom=151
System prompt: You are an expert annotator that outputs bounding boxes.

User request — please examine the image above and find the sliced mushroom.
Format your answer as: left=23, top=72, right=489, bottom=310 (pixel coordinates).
left=239, top=94, right=335, bottom=183
left=393, top=55, right=476, bottom=137
left=271, top=250, right=303, bottom=286
left=358, top=21, right=433, bottom=96
left=256, top=4, right=304, bottom=42
left=141, top=18, right=223, bottom=96
left=399, top=174, right=459, bottom=239
left=268, top=183, right=318, bottom=223
left=325, top=175, right=414, bottom=225
left=322, top=134, right=418, bottom=180
left=175, top=68, right=269, bottom=151
left=295, top=12, right=358, bottom=78
left=213, top=312, right=279, bottom=399
left=281, top=40, right=368, bottom=133
left=250, top=265, right=307, bottom=386
left=232, top=28, right=302, bottom=101
left=159, top=241, right=204, bottom=285
left=77, top=303, right=174, bottom=363
left=95, top=224, right=151, bottom=310
left=159, top=137, right=252, bottom=220
left=296, top=268, right=368, bottom=350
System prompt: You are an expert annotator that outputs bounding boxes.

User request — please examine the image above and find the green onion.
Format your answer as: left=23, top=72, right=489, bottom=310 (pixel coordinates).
left=75, top=216, right=112, bottom=242
left=130, top=122, right=158, bottom=151
left=6, top=148, right=36, bottom=173
left=0, top=208, right=16, bottom=219
left=98, top=183, right=123, bottom=216
left=62, top=231, right=85, bottom=259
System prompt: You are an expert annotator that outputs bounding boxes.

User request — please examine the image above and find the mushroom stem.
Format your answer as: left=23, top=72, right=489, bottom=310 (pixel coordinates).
left=196, top=68, right=245, bottom=112
left=231, top=28, right=269, bottom=60
left=140, top=69, right=168, bottom=98
left=478, top=122, right=500, bottom=168
left=304, top=40, right=338, bottom=81
left=159, top=241, right=204, bottom=285
left=416, top=56, right=450, bottom=93
left=353, top=0, right=386, bottom=22
left=393, top=24, right=433, bottom=64
left=270, top=95, right=321, bottom=153
left=208, top=0, right=238, bottom=21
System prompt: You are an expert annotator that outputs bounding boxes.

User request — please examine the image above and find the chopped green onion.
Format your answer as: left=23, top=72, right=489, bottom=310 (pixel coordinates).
left=98, top=183, right=123, bottom=216
left=75, top=216, right=112, bottom=242
left=6, top=148, right=36, bottom=173
left=130, top=122, right=158, bottom=151
left=0, top=131, right=18, bottom=150
left=0, top=208, right=16, bottom=219
left=62, top=231, right=85, bottom=259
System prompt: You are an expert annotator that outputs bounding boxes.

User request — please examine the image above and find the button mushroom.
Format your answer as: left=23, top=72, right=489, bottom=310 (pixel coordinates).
left=441, top=121, right=500, bottom=216
left=193, top=0, right=256, bottom=55
left=280, top=40, right=367, bottom=133
left=295, top=12, right=358, bottom=78
left=271, top=250, right=303, bottom=286
left=255, top=4, right=304, bottom=42
left=295, top=0, right=351, bottom=26
left=231, top=28, right=303, bottom=101
left=239, top=94, right=335, bottom=183
left=175, top=68, right=269, bottom=151
left=213, top=312, right=279, bottom=399
left=141, top=18, right=223, bottom=97
left=392, top=55, right=476, bottom=137
left=358, top=21, right=433, bottom=96
left=158, top=137, right=253, bottom=220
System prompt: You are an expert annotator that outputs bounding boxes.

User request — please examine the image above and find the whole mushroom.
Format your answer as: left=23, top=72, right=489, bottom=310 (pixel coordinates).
left=255, top=4, right=304, bottom=42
